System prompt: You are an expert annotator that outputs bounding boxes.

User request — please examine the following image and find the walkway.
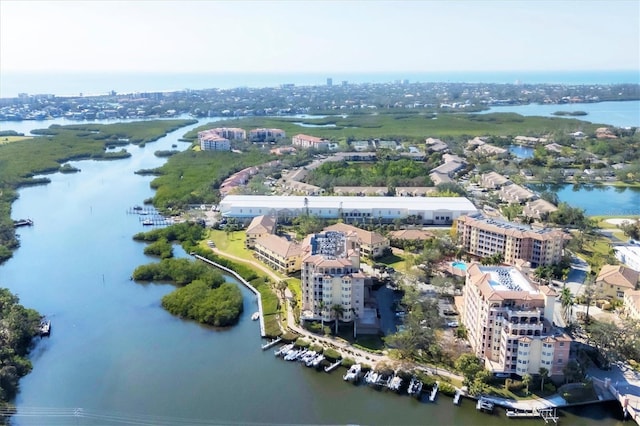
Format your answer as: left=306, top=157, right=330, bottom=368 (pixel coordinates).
left=207, top=245, right=465, bottom=382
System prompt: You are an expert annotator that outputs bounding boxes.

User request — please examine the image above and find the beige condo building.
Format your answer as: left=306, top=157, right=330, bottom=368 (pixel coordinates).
left=300, top=230, right=366, bottom=325
left=457, top=213, right=567, bottom=267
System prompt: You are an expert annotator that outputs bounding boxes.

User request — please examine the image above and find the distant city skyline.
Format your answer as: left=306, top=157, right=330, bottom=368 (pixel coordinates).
left=1, top=0, right=638, bottom=75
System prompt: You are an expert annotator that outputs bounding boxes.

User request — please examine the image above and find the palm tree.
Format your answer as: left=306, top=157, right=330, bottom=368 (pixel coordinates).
left=522, top=373, right=532, bottom=395
left=539, top=367, right=549, bottom=392
left=560, top=285, right=574, bottom=325
left=331, top=304, right=344, bottom=335
left=318, top=300, right=326, bottom=332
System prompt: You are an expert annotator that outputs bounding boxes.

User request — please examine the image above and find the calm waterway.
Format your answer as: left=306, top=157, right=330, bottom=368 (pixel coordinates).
left=0, top=120, right=626, bottom=425
left=479, top=100, right=640, bottom=128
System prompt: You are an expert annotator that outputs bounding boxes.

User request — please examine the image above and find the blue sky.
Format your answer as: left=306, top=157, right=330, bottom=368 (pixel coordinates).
left=1, top=0, right=638, bottom=73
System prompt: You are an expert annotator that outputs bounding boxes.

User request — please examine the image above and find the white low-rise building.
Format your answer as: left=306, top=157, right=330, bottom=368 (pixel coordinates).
left=615, top=245, right=640, bottom=273
left=218, top=195, right=477, bottom=225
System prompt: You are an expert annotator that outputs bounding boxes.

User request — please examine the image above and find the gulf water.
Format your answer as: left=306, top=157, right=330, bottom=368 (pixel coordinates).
left=1, top=70, right=638, bottom=98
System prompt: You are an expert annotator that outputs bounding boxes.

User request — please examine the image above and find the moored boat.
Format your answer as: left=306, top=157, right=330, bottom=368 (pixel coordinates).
left=343, top=364, right=362, bottom=382
left=476, top=397, right=495, bottom=413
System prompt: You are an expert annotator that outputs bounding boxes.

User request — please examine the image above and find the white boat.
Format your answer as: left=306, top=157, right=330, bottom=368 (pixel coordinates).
left=407, top=376, right=423, bottom=396
left=343, top=364, right=362, bottom=382
left=388, top=375, right=403, bottom=391
left=300, top=351, right=316, bottom=363
left=274, top=343, right=294, bottom=357
left=284, top=349, right=300, bottom=361
left=366, top=371, right=379, bottom=385
left=476, top=397, right=495, bottom=413
left=310, top=354, right=325, bottom=368
left=251, top=312, right=260, bottom=321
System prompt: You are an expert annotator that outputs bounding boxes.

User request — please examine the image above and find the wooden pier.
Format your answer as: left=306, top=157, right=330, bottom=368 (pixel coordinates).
left=261, top=337, right=282, bottom=350
left=13, top=218, right=33, bottom=227
left=324, top=359, right=342, bottom=373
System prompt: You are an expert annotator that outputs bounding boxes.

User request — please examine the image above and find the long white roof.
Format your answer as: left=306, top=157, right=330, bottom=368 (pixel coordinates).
left=219, top=195, right=477, bottom=211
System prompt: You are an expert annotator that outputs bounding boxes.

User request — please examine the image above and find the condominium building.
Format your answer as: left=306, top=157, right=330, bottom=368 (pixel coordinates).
left=249, top=128, right=286, bottom=142
left=253, top=234, right=302, bottom=275
left=199, top=135, right=230, bottom=151
left=457, top=213, right=567, bottom=267
left=291, top=134, right=330, bottom=150
left=323, top=223, right=389, bottom=259
left=623, top=289, right=640, bottom=320
left=300, top=231, right=366, bottom=324
left=198, top=127, right=246, bottom=140
left=461, top=263, right=571, bottom=378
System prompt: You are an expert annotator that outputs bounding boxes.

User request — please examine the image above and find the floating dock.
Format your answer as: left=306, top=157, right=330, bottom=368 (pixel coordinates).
left=13, top=219, right=33, bottom=227
left=261, top=337, right=282, bottom=350
left=324, top=359, right=342, bottom=373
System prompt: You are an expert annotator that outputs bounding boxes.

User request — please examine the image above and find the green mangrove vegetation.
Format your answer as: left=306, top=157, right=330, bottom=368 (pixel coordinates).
left=0, top=288, right=41, bottom=414
left=132, top=258, right=243, bottom=327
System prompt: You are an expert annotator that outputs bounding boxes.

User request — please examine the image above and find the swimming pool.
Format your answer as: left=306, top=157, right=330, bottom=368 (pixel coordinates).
left=452, top=261, right=467, bottom=271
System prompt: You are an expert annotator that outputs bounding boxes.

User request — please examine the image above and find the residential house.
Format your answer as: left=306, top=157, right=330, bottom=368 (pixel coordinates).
left=523, top=199, right=558, bottom=220
left=480, top=172, right=511, bottom=190
left=245, top=215, right=277, bottom=248
left=595, top=264, right=639, bottom=300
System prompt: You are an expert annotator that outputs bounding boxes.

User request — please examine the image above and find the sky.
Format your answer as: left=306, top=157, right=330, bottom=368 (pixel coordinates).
left=1, top=0, right=639, bottom=74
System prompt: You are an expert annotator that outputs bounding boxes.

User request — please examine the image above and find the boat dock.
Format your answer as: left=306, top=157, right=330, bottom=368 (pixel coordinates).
left=453, top=389, right=462, bottom=405
left=505, top=407, right=558, bottom=423
left=261, top=337, right=282, bottom=350
left=429, top=381, right=439, bottom=402
left=13, top=218, right=33, bottom=227
left=324, top=359, right=342, bottom=373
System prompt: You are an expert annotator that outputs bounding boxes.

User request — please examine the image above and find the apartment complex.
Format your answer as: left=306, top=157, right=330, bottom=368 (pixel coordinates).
left=623, top=289, right=640, bottom=320
left=323, top=223, right=389, bottom=259
left=249, top=128, right=286, bottom=142
left=291, top=134, right=330, bottom=150
left=300, top=231, right=366, bottom=325
left=253, top=234, right=302, bottom=274
left=199, top=134, right=230, bottom=151
left=245, top=215, right=276, bottom=248
left=461, top=263, right=570, bottom=378
left=457, top=213, right=566, bottom=267
left=199, top=127, right=246, bottom=140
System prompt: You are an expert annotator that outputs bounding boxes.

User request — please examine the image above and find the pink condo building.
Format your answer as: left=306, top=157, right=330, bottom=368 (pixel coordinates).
left=460, top=263, right=571, bottom=378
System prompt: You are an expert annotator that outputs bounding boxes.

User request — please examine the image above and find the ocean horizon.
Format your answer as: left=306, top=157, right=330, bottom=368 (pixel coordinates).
left=1, top=70, right=638, bottom=98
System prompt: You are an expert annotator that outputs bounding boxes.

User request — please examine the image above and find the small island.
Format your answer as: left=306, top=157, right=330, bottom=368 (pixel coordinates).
left=131, top=223, right=243, bottom=327
left=552, top=110, right=588, bottom=116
